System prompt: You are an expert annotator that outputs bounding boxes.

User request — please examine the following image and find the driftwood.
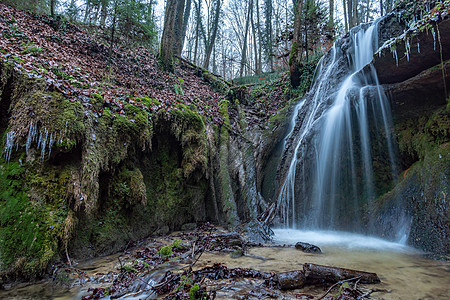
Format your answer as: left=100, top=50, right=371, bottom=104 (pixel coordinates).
left=275, top=271, right=306, bottom=290
left=258, top=202, right=277, bottom=225
left=303, top=263, right=380, bottom=284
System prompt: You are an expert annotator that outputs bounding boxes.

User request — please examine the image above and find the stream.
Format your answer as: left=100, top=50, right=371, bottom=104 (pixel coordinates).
left=1, top=230, right=448, bottom=299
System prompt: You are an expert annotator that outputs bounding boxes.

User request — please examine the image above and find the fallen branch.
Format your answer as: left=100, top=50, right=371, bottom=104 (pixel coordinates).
left=317, top=276, right=362, bottom=300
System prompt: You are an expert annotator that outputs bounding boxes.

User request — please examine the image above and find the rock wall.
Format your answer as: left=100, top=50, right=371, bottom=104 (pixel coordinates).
left=370, top=8, right=450, bottom=255
left=0, top=60, right=274, bottom=281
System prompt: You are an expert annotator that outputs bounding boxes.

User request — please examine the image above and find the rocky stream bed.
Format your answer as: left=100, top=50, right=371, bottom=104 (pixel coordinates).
left=1, top=224, right=448, bottom=299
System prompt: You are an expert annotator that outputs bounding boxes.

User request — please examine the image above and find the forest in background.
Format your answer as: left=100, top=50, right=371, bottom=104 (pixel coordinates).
left=2, top=0, right=402, bottom=81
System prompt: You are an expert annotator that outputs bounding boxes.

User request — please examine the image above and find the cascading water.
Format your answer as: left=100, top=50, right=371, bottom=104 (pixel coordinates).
left=277, top=21, right=403, bottom=237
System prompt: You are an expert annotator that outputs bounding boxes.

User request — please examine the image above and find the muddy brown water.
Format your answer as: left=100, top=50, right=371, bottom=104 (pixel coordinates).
left=1, top=230, right=449, bottom=299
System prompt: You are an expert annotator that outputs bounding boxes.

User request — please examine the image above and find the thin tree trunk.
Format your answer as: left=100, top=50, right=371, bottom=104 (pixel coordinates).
left=193, top=0, right=200, bottom=65
left=352, top=0, right=358, bottom=26
left=343, top=0, right=348, bottom=31
left=240, top=0, right=253, bottom=77
left=100, top=0, right=108, bottom=27
left=203, top=0, right=221, bottom=69
left=108, top=0, right=118, bottom=66
left=251, top=1, right=259, bottom=74
left=329, top=0, right=334, bottom=24
left=365, top=0, right=370, bottom=22
left=84, top=0, right=92, bottom=23
left=50, top=0, right=56, bottom=16
left=256, top=0, right=262, bottom=74
left=181, top=0, right=192, bottom=53
left=380, top=0, right=383, bottom=16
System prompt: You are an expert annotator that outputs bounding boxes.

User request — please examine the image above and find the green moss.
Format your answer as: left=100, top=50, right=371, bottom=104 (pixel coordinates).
left=396, top=105, right=450, bottom=161
left=139, top=95, right=160, bottom=108
left=159, top=245, right=173, bottom=258
left=289, top=41, right=299, bottom=66
left=189, top=283, right=200, bottom=300
left=90, top=93, right=103, bottom=110
left=0, top=161, right=70, bottom=278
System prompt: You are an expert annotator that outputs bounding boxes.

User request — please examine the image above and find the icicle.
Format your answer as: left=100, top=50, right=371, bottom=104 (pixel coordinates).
left=393, top=49, right=398, bottom=66
left=40, top=128, right=49, bottom=161
left=405, top=38, right=410, bottom=61
left=4, top=131, right=16, bottom=162
left=64, top=120, right=68, bottom=137
left=48, top=133, right=54, bottom=159
left=26, top=120, right=38, bottom=154
left=37, top=131, right=43, bottom=149
left=432, top=29, right=436, bottom=50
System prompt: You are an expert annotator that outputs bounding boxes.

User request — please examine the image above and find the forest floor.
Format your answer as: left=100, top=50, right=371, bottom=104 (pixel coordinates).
left=0, top=3, right=292, bottom=130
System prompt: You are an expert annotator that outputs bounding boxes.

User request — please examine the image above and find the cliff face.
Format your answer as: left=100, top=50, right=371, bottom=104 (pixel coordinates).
left=370, top=7, right=450, bottom=255
left=0, top=3, right=282, bottom=281
left=0, top=57, right=279, bottom=281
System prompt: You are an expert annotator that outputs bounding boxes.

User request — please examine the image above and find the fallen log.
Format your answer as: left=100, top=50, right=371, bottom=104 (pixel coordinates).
left=275, top=271, right=306, bottom=290
left=303, top=263, right=380, bottom=284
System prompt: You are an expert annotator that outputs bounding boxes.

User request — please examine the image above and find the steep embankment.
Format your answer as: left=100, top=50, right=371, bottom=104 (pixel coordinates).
left=371, top=2, right=449, bottom=255
left=0, top=4, right=293, bottom=281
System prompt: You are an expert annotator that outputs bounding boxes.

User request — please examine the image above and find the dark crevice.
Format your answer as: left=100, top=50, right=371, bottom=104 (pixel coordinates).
left=0, top=73, right=14, bottom=133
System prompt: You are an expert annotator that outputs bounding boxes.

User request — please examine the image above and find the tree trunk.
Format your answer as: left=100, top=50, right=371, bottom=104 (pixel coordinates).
left=100, top=0, right=108, bottom=27
left=193, top=0, right=200, bottom=65
left=159, top=0, right=179, bottom=72
left=203, top=0, right=221, bottom=69
left=239, top=0, right=253, bottom=77
left=289, top=0, right=304, bottom=87
left=343, top=0, right=348, bottom=32
left=352, top=0, right=358, bottom=27
left=108, top=0, right=118, bottom=66
left=264, top=0, right=273, bottom=71
left=181, top=0, right=192, bottom=53
left=173, top=0, right=186, bottom=56
left=329, top=0, right=334, bottom=25
left=380, top=0, right=383, bottom=16
left=256, top=0, right=262, bottom=74
left=84, top=0, right=92, bottom=23
left=50, top=0, right=56, bottom=16
left=251, top=1, right=259, bottom=74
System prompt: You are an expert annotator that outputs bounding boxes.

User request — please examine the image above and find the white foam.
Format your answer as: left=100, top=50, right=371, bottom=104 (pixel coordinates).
left=273, top=229, right=415, bottom=253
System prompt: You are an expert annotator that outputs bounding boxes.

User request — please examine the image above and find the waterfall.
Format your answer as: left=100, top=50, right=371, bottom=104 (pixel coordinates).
left=277, top=21, right=400, bottom=234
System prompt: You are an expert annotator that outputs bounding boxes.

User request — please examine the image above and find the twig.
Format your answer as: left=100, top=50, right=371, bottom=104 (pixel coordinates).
left=118, top=255, right=123, bottom=270
left=65, top=247, right=72, bottom=268
left=317, top=276, right=362, bottom=300
left=354, top=277, right=362, bottom=290
left=357, top=287, right=392, bottom=300
left=358, top=289, right=373, bottom=299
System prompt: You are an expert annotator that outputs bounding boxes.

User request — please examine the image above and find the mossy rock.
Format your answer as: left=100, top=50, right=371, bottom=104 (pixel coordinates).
left=0, top=161, right=72, bottom=280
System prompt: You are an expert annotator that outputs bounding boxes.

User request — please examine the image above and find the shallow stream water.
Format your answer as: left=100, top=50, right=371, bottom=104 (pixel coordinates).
left=1, top=230, right=449, bottom=299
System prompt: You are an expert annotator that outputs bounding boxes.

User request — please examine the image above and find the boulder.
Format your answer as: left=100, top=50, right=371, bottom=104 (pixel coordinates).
left=295, top=242, right=322, bottom=253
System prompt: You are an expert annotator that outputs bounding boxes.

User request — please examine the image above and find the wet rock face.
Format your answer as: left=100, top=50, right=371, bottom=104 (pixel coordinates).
left=372, top=144, right=449, bottom=255
left=374, top=16, right=450, bottom=85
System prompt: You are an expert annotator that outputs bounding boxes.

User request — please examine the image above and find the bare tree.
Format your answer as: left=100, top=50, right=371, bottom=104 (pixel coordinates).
left=239, top=0, right=253, bottom=77
left=203, top=0, right=221, bottom=69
